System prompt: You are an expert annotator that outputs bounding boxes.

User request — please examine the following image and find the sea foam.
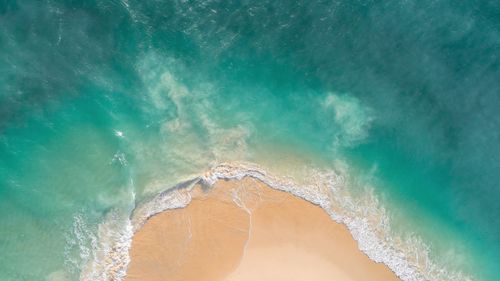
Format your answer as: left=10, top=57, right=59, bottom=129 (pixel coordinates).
left=78, top=162, right=473, bottom=281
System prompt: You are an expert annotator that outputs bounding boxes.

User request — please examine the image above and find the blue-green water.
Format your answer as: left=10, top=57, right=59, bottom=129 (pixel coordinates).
left=0, top=1, right=499, bottom=280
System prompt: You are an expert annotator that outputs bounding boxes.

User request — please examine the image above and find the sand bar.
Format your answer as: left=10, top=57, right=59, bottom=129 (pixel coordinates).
left=125, top=178, right=400, bottom=281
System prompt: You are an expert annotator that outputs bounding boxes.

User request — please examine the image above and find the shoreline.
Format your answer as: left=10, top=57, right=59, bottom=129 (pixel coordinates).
left=124, top=177, right=400, bottom=280
left=82, top=162, right=472, bottom=281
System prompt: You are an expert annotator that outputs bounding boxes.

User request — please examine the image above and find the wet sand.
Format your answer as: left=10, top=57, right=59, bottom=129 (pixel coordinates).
left=124, top=178, right=400, bottom=281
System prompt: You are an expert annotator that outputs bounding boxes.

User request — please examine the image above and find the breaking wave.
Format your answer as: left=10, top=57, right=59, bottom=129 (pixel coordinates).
left=75, top=162, right=473, bottom=281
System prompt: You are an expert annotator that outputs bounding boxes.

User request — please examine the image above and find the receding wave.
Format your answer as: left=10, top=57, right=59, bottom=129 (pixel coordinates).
left=76, top=162, right=472, bottom=281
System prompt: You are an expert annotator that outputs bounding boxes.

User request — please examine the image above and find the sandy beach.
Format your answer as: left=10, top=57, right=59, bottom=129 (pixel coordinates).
left=124, top=178, right=400, bottom=281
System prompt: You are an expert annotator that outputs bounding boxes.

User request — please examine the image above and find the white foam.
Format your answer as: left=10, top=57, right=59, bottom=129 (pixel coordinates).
left=77, top=161, right=473, bottom=281
left=130, top=181, right=196, bottom=232
left=70, top=211, right=133, bottom=281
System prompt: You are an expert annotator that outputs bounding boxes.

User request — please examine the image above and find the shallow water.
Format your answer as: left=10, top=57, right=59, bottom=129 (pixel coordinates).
left=0, top=1, right=499, bottom=280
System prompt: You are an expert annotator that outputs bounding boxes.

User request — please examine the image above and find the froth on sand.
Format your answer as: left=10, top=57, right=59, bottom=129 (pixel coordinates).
left=124, top=178, right=400, bottom=281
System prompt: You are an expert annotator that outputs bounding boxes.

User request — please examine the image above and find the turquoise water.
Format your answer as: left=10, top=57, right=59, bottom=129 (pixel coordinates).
left=1, top=1, right=499, bottom=280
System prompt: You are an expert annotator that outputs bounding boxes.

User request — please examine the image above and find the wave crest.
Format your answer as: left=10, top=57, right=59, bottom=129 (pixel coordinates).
left=77, top=162, right=472, bottom=281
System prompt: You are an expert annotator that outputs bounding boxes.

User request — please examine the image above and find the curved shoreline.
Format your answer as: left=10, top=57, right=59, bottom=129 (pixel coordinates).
left=125, top=177, right=400, bottom=280
left=80, top=162, right=472, bottom=281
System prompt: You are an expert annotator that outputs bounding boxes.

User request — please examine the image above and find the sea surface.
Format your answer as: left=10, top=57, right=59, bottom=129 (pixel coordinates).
left=0, top=1, right=499, bottom=281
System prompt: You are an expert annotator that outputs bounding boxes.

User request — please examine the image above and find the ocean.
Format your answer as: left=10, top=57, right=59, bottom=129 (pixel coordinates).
left=0, top=1, right=499, bottom=280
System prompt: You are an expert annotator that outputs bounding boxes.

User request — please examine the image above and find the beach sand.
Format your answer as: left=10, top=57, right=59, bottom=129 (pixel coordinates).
left=124, top=178, right=400, bottom=281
